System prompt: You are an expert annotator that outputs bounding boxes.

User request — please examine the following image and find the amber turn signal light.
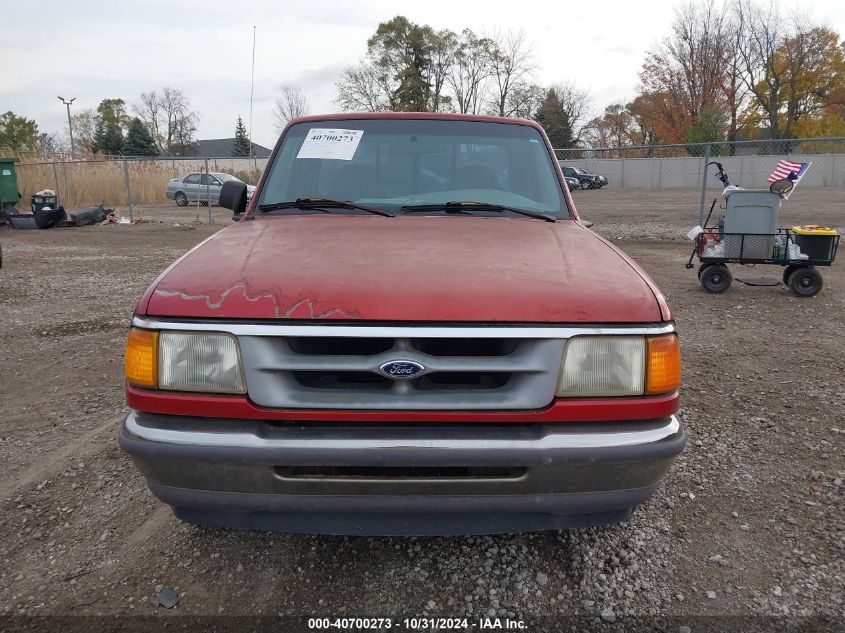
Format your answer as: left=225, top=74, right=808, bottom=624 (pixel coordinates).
left=645, top=334, right=681, bottom=395
left=125, top=328, right=158, bottom=388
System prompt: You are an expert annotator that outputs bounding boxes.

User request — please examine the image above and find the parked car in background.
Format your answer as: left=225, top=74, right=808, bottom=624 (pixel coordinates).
left=166, top=173, right=256, bottom=207
left=586, top=169, right=609, bottom=189
left=561, top=165, right=608, bottom=189
left=564, top=175, right=580, bottom=191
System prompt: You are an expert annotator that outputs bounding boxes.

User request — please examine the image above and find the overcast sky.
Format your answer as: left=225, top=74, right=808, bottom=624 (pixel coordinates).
left=4, top=0, right=845, bottom=150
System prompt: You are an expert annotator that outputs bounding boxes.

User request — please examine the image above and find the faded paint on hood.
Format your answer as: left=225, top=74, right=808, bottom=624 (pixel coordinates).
left=140, top=216, right=664, bottom=323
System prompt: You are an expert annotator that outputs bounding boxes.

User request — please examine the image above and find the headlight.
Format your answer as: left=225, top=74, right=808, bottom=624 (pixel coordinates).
left=556, top=334, right=680, bottom=397
left=125, top=328, right=246, bottom=393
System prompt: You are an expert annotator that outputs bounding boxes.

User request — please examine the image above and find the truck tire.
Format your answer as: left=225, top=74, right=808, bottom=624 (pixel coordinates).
left=700, top=264, right=732, bottom=293
left=175, top=191, right=188, bottom=207
left=787, top=266, right=822, bottom=297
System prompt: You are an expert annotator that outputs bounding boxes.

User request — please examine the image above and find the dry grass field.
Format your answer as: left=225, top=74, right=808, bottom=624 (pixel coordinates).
left=14, top=158, right=265, bottom=210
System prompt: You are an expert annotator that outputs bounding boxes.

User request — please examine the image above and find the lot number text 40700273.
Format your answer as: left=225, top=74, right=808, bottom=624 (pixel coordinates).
left=307, top=616, right=528, bottom=630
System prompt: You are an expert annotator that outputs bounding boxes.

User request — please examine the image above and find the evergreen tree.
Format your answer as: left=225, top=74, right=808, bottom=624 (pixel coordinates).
left=91, top=120, right=125, bottom=155
left=231, top=116, right=250, bottom=156
left=534, top=88, right=575, bottom=149
left=122, top=118, right=159, bottom=156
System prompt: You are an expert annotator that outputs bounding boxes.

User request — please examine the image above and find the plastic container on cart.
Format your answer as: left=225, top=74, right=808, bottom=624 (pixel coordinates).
left=791, top=226, right=840, bottom=261
left=722, top=188, right=781, bottom=259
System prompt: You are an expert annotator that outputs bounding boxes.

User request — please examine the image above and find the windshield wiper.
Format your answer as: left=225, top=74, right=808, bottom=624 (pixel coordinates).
left=400, top=200, right=556, bottom=222
left=257, top=197, right=394, bottom=217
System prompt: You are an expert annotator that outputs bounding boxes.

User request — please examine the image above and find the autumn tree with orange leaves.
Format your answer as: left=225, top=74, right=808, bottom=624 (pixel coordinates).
left=618, top=0, right=845, bottom=147
left=636, top=1, right=732, bottom=144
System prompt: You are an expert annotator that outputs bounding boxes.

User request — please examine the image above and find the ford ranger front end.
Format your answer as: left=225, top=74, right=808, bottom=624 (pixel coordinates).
left=119, top=113, right=684, bottom=535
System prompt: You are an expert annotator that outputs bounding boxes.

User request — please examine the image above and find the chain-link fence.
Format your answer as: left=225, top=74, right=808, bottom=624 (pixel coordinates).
left=556, top=137, right=845, bottom=224
left=13, top=156, right=268, bottom=223
left=10, top=137, right=845, bottom=226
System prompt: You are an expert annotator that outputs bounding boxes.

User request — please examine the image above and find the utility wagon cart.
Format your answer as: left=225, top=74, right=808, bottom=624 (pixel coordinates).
left=690, top=226, right=839, bottom=296
left=686, top=162, right=840, bottom=297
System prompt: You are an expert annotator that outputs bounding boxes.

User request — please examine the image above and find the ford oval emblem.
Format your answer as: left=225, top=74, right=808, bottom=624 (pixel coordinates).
left=378, top=360, right=425, bottom=380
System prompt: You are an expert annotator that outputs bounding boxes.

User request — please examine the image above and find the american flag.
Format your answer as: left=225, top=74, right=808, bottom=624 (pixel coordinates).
left=768, top=159, right=810, bottom=184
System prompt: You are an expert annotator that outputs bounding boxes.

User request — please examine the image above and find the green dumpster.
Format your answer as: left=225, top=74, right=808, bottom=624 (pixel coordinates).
left=0, top=158, right=21, bottom=211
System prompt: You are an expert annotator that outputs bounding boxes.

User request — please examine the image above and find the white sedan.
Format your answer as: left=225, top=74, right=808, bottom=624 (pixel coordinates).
left=166, top=173, right=256, bottom=207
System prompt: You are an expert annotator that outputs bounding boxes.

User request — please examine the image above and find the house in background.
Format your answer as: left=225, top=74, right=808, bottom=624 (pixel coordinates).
left=184, top=138, right=273, bottom=158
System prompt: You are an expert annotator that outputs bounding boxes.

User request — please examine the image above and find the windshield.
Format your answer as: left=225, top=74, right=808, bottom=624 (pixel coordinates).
left=258, top=119, right=568, bottom=218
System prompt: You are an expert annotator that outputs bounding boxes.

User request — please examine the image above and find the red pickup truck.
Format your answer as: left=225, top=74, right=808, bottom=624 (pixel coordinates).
left=119, top=113, right=684, bottom=535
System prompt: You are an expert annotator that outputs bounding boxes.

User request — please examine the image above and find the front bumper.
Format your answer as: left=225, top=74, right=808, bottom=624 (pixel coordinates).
left=119, top=411, right=685, bottom=535
left=165, top=191, right=175, bottom=200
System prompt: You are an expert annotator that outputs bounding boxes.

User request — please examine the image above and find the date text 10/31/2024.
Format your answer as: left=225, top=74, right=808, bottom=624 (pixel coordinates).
left=307, top=617, right=528, bottom=630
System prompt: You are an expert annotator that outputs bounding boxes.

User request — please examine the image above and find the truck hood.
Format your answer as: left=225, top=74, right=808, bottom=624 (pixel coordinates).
left=142, top=216, right=664, bottom=322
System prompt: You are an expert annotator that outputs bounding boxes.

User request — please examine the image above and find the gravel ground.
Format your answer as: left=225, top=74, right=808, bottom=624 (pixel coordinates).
left=0, top=189, right=843, bottom=630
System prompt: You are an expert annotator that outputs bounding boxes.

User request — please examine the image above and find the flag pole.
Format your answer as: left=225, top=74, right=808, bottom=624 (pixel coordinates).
left=248, top=25, right=256, bottom=162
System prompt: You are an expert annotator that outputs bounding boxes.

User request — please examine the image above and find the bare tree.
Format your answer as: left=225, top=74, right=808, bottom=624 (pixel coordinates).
left=723, top=5, right=749, bottom=145
left=133, top=87, right=199, bottom=154
left=336, top=62, right=389, bottom=112
left=447, top=29, right=493, bottom=114
left=35, top=132, right=64, bottom=157
left=733, top=0, right=784, bottom=138
left=505, top=83, right=545, bottom=119
left=640, top=0, right=732, bottom=139
left=134, top=91, right=163, bottom=148
left=428, top=29, right=457, bottom=112
left=160, top=87, right=196, bottom=153
left=172, top=111, right=199, bottom=155
left=274, top=85, right=310, bottom=131
left=67, top=108, right=96, bottom=154
left=551, top=82, right=593, bottom=144
left=583, top=104, right=637, bottom=153
left=486, top=29, right=537, bottom=117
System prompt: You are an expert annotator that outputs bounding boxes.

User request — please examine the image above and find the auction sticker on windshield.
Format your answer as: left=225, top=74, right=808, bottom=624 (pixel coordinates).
left=297, top=128, right=364, bottom=160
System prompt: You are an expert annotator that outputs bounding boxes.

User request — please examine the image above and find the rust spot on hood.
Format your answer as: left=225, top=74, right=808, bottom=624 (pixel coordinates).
left=153, top=286, right=357, bottom=320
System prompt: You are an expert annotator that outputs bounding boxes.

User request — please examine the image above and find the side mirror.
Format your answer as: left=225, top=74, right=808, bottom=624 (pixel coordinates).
left=219, top=180, right=248, bottom=214
left=769, top=178, right=794, bottom=196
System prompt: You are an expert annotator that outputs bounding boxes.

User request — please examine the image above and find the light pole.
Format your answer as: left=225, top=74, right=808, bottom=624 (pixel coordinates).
left=58, top=96, right=76, bottom=156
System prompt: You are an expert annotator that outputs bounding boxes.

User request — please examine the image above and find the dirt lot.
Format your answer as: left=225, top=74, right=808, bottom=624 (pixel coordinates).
left=1, top=189, right=843, bottom=629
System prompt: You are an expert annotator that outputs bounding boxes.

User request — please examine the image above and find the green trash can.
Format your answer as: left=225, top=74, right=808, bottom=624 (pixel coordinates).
left=0, top=158, right=21, bottom=212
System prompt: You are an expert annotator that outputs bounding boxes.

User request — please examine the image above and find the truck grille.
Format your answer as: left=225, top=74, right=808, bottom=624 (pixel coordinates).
left=239, top=334, right=564, bottom=410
